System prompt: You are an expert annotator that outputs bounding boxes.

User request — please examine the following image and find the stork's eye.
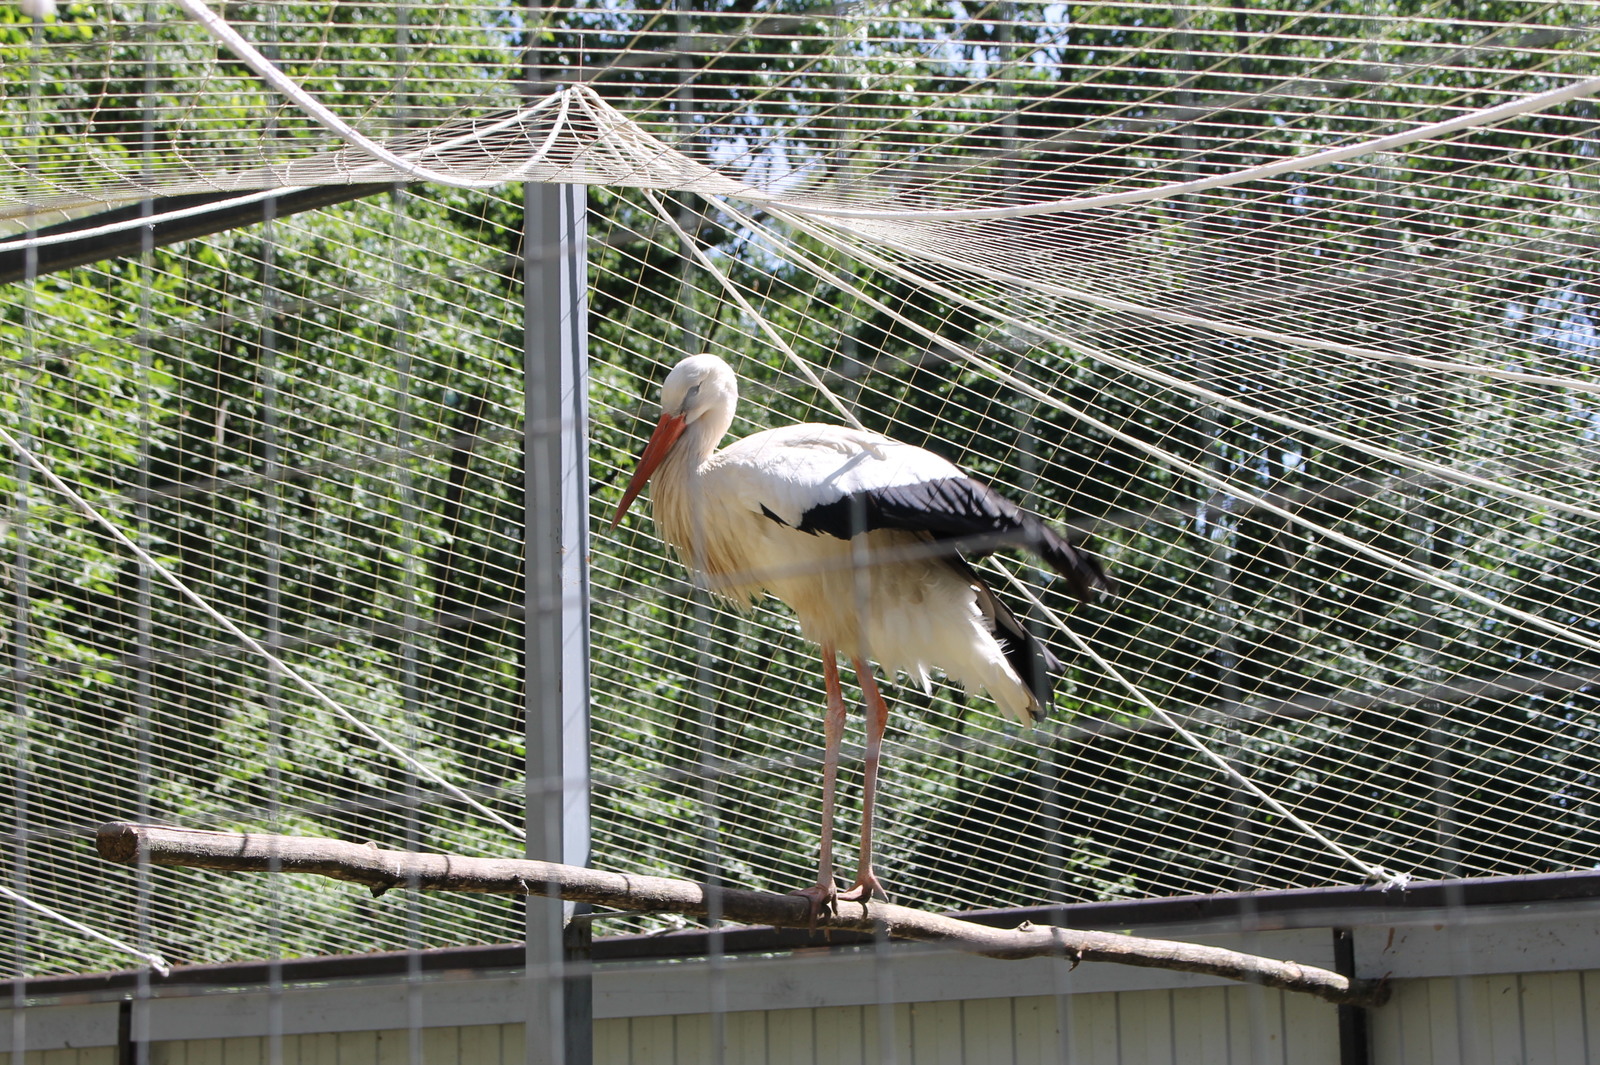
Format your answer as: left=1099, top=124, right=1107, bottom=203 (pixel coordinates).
left=687, top=384, right=702, bottom=401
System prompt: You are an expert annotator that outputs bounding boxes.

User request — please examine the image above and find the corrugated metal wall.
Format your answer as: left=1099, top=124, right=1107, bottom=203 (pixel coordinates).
left=593, top=988, right=1338, bottom=1064
left=15, top=972, right=1600, bottom=1063
left=1371, top=973, right=1600, bottom=1064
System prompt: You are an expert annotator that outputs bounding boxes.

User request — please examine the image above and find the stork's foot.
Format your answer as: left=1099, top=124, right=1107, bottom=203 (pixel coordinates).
left=836, top=869, right=888, bottom=907
left=789, top=882, right=837, bottom=929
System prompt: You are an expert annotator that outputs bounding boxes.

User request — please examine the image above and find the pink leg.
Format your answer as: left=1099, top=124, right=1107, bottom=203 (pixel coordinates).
left=790, top=644, right=847, bottom=923
left=838, top=657, right=890, bottom=905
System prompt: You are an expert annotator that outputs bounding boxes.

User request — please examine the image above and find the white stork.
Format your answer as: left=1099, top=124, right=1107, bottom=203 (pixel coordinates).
left=612, top=353, right=1111, bottom=916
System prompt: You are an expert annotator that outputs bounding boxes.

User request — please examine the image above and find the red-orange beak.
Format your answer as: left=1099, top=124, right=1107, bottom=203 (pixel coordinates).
left=611, top=412, right=688, bottom=528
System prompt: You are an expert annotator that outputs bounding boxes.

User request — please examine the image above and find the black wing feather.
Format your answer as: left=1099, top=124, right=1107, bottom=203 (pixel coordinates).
left=795, top=475, right=1113, bottom=601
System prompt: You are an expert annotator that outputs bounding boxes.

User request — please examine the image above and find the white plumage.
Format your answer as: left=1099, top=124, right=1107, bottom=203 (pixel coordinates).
left=676, top=423, right=1042, bottom=718
left=613, top=353, right=1110, bottom=912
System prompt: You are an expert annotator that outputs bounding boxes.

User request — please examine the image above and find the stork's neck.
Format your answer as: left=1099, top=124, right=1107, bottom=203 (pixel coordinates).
left=649, top=402, right=734, bottom=572
left=661, top=402, right=734, bottom=483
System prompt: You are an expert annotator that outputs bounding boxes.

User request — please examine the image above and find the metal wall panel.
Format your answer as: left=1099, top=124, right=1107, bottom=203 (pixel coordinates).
left=521, top=990, right=1339, bottom=1065
left=959, top=998, right=1012, bottom=1064
left=1170, top=988, right=1232, bottom=1063
left=592, top=1021, right=628, bottom=1065
left=812, top=1006, right=863, bottom=1065
left=11, top=971, right=1600, bottom=1064
left=1369, top=973, right=1600, bottom=1065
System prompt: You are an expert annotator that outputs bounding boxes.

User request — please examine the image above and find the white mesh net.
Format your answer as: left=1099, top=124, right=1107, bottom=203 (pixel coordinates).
left=2, top=0, right=1599, bottom=976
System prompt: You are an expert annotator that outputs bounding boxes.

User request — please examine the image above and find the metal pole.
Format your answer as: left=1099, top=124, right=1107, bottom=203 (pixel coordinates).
left=524, top=176, right=592, bottom=1065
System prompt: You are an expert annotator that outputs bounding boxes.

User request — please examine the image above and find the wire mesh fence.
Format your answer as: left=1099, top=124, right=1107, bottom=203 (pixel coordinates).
left=1, top=0, right=1599, bottom=988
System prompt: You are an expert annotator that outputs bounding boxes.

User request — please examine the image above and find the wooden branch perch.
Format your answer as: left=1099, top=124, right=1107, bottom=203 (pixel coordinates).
left=96, top=822, right=1387, bottom=1008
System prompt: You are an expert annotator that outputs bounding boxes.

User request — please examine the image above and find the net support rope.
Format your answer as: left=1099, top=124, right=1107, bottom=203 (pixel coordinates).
left=721, top=195, right=1600, bottom=529
left=640, top=188, right=867, bottom=431
left=161, top=0, right=1600, bottom=289
left=100, top=9, right=1600, bottom=414
left=169, top=0, right=569, bottom=192
left=813, top=214, right=1600, bottom=402
left=0, top=84, right=574, bottom=253
left=0, top=883, right=171, bottom=975
left=0, top=187, right=308, bottom=254
left=0, top=425, right=527, bottom=842
left=766, top=73, right=1600, bottom=222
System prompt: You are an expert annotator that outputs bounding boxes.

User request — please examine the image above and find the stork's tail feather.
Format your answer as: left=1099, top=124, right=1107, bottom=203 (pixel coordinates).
left=946, top=551, right=1062, bottom=724
left=992, top=609, right=1061, bottom=725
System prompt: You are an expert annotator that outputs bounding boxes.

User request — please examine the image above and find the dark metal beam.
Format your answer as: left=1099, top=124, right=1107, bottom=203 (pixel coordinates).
left=0, top=184, right=393, bottom=283
left=11, top=866, right=1600, bottom=1003
left=1333, top=928, right=1373, bottom=1065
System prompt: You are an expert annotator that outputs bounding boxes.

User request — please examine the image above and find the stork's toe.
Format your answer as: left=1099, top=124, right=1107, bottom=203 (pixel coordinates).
left=789, top=882, right=837, bottom=928
left=836, top=870, right=888, bottom=907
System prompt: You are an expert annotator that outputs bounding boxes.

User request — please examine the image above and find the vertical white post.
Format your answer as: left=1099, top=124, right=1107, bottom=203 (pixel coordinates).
left=524, top=178, right=591, bottom=1065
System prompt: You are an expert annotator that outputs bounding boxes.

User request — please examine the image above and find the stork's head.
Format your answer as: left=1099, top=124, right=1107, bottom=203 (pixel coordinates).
left=658, top=353, right=738, bottom=424
left=611, top=354, right=738, bottom=528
